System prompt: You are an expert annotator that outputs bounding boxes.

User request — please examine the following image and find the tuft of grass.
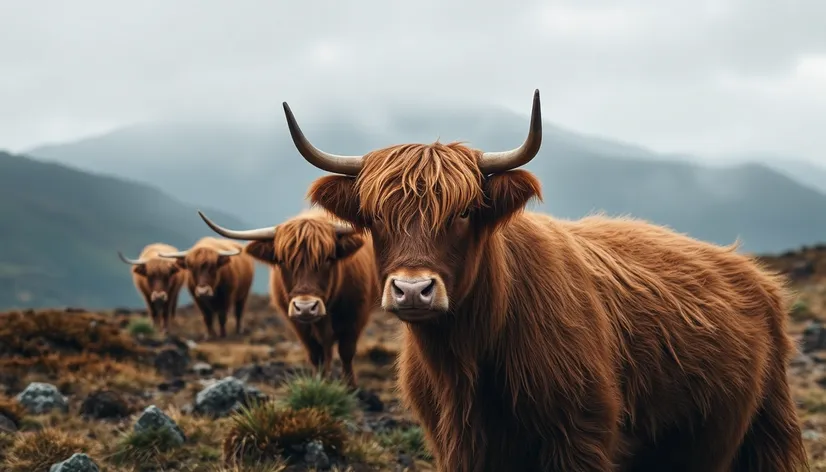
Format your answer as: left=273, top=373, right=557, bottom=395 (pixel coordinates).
left=378, top=426, right=432, bottom=460
left=2, top=427, right=98, bottom=472
left=791, top=299, right=812, bottom=321
left=109, top=426, right=184, bottom=465
left=222, top=401, right=347, bottom=466
left=210, top=462, right=287, bottom=472
left=128, top=317, right=155, bottom=336
left=0, top=432, right=14, bottom=461
left=343, top=434, right=393, bottom=468
left=281, top=372, right=358, bottom=421
left=0, top=396, right=25, bottom=429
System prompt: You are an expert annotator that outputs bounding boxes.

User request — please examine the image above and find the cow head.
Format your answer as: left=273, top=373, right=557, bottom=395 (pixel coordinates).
left=118, top=251, right=181, bottom=312
left=281, top=90, right=543, bottom=323
left=196, top=210, right=364, bottom=324
left=158, top=246, right=240, bottom=300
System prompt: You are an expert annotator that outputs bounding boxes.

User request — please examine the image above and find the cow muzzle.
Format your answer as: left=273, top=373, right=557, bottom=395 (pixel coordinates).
left=382, top=270, right=448, bottom=322
left=194, top=285, right=214, bottom=298
left=150, top=291, right=168, bottom=302
left=288, top=295, right=327, bottom=324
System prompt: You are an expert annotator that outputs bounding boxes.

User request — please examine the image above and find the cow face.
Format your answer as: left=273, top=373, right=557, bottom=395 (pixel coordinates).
left=118, top=252, right=180, bottom=312
left=167, top=248, right=237, bottom=299
left=282, top=90, right=543, bottom=323
left=196, top=211, right=363, bottom=324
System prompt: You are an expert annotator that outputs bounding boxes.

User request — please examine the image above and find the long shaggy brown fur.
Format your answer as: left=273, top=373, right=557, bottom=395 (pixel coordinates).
left=307, top=141, right=808, bottom=472
left=128, top=243, right=186, bottom=332
left=176, top=237, right=255, bottom=339
left=244, top=208, right=380, bottom=388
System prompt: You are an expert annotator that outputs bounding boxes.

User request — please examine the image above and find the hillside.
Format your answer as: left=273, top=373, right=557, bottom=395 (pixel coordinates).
left=28, top=106, right=826, bottom=253
left=0, top=151, right=267, bottom=310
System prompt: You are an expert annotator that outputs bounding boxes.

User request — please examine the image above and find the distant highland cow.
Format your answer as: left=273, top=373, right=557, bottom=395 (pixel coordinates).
left=118, top=243, right=186, bottom=333
left=279, top=90, right=808, bottom=472
left=197, top=208, right=379, bottom=389
left=160, top=237, right=254, bottom=339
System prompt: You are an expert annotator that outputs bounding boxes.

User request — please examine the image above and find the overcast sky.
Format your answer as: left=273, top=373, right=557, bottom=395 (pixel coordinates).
left=1, top=0, right=824, bottom=163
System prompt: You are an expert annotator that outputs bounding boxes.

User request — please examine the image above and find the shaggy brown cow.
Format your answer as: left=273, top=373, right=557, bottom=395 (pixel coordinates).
left=159, top=237, right=255, bottom=339
left=196, top=208, right=379, bottom=389
left=278, top=90, right=808, bottom=472
left=118, top=243, right=186, bottom=333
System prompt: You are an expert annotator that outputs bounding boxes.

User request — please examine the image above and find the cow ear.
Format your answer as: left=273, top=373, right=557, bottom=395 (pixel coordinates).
left=245, top=241, right=277, bottom=264
left=217, top=255, right=233, bottom=267
left=334, top=232, right=364, bottom=261
left=173, top=258, right=188, bottom=270
left=133, top=264, right=148, bottom=277
left=168, top=264, right=180, bottom=276
left=308, top=176, right=366, bottom=227
left=479, top=170, right=542, bottom=229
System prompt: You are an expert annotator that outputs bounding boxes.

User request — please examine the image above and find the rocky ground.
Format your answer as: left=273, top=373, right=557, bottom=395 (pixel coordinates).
left=3, top=245, right=826, bottom=471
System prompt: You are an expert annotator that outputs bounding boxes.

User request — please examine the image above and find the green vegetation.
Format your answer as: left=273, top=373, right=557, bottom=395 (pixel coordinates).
left=280, top=373, right=358, bottom=421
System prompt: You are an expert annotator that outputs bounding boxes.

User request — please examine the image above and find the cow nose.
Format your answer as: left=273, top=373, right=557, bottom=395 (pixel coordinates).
left=391, top=278, right=436, bottom=308
left=150, top=291, right=168, bottom=302
left=293, top=299, right=320, bottom=317
left=195, top=285, right=213, bottom=297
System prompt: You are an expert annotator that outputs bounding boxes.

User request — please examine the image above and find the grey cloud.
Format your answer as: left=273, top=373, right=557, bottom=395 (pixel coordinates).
left=0, top=0, right=824, bottom=162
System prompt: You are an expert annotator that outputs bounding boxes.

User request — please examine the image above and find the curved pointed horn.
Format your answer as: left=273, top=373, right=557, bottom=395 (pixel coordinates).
left=282, top=102, right=364, bottom=176
left=333, top=221, right=355, bottom=235
left=198, top=210, right=276, bottom=241
left=478, top=89, right=543, bottom=175
left=158, top=250, right=189, bottom=259
left=117, top=251, right=146, bottom=265
left=217, top=248, right=242, bottom=257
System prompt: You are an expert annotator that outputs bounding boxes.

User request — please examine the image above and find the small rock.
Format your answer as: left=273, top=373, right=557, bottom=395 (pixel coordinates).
left=158, top=378, right=186, bottom=393
left=232, top=361, right=306, bottom=385
left=193, top=376, right=264, bottom=418
left=80, top=389, right=130, bottom=420
left=185, top=339, right=198, bottom=350
left=303, top=439, right=330, bottom=469
left=356, top=389, right=384, bottom=412
left=134, top=405, right=186, bottom=446
left=0, top=413, right=17, bottom=433
left=803, top=429, right=822, bottom=441
left=397, top=453, right=416, bottom=469
left=791, top=353, right=814, bottom=369
left=16, top=382, right=69, bottom=414
left=192, top=362, right=214, bottom=377
left=49, top=452, right=100, bottom=472
left=154, top=347, right=190, bottom=377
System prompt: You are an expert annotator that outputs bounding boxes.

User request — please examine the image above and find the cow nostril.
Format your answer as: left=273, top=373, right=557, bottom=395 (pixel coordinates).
left=311, top=301, right=319, bottom=310
left=420, top=279, right=436, bottom=298
left=391, top=280, right=405, bottom=298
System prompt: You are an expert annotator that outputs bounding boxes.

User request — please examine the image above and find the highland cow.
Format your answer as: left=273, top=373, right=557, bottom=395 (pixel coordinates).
left=160, top=237, right=255, bottom=339
left=118, top=243, right=186, bottom=333
left=196, top=208, right=380, bottom=389
left=277, top=90, right=808, bottom=472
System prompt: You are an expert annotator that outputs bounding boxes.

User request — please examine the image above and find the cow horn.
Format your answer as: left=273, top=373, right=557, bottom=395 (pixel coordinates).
left=333, top=221, right=355, bottom=235
left=478, top=89, right=543, bottom=175
left=117, top=251, right=146, bottom=265
left=198, top=210, right=276, bottom=241
left=217, top=248, right=242, bottom=257
left=282, top=102, right=364, bottom=176
left=158, top=250, right=189, bottom=259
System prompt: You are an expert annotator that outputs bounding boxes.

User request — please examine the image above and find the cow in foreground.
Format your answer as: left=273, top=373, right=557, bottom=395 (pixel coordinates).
left=278, top=90, right=808, bottom=471
left=160, top=237, right=255, bottom=339
left=118, top=243, right=186, bottom=333
left=197, top=208, right=379, bottom=389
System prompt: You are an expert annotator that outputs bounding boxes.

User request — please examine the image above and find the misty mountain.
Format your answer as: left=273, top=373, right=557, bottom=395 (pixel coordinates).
left=0, top=151, right=270, bottom=310
left=28, top=105, right=826, bottom=255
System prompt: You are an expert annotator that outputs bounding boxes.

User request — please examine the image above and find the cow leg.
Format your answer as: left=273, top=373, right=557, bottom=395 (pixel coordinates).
left=664, top=406, right=755, bottom=472
left=233, top=298, right=246, bottom=335
left=195, top=299, right=216, bottom=339
left=217, top=310, right=228, bottom=338
left=337, top=331, right=359, bottom=390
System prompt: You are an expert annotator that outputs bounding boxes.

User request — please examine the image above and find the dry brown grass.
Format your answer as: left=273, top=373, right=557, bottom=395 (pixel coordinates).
left=0, top=395, right=25, bottom=428
left=222, top=402, right=347, bottom=466
left=2, top=427, right=99, bottom=472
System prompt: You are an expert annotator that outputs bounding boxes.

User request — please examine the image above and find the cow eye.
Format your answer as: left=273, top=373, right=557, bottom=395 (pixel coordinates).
left=459, top=208, right=470, bottom=219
